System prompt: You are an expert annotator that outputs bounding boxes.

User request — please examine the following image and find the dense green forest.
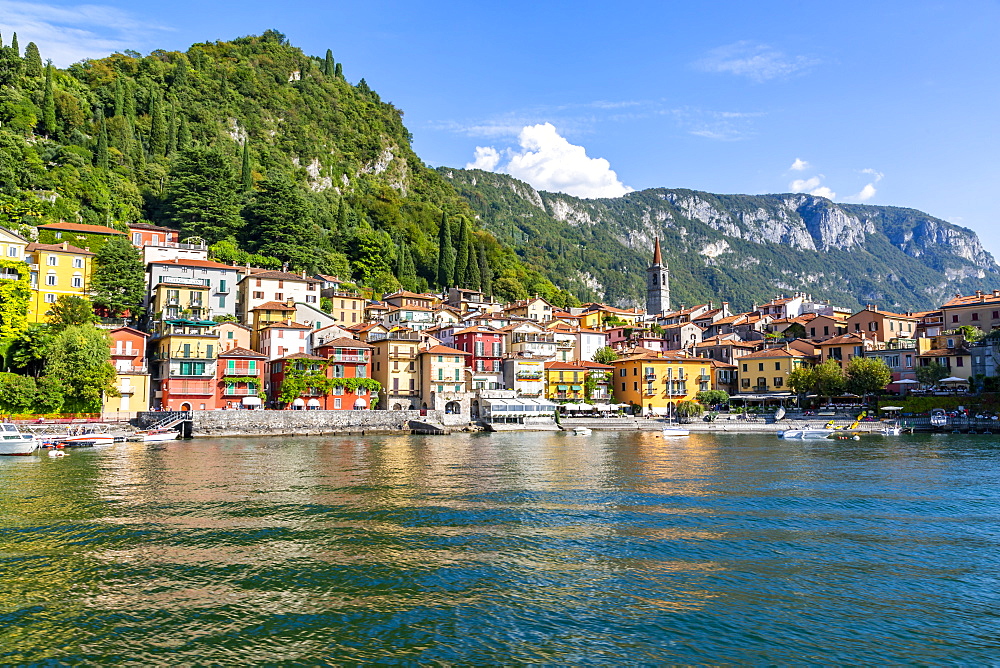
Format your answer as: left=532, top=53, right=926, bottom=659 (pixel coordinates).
left=444, top=169, right=1000, bottom=312
left=0, top=30, right=579, bottom=306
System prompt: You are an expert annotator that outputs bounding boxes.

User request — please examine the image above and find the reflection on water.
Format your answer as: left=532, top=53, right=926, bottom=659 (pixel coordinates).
left=1, top=431, right=999, bottom=663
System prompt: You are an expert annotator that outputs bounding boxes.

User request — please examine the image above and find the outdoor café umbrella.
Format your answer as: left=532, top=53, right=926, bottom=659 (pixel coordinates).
left=895, top=379, right=919, bottom=384
left=881, top=406, right=904, bottom=411
left=940, top=377, right=968, bottom=383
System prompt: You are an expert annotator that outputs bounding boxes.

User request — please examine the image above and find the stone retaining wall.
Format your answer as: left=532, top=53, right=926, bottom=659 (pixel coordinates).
left=191, top=409, right=446, bottom=437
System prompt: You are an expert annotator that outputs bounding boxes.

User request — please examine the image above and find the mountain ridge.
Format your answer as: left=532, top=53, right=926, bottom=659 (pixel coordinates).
left=442, top=167, right=999, bottom=312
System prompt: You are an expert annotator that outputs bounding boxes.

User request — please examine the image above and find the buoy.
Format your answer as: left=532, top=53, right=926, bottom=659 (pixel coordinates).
left=48, top=450, right=66, bottom=457
left=852, top=435, right=860, bottom=441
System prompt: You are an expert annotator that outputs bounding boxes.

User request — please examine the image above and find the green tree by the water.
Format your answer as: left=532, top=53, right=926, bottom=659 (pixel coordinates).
left=92, top=237, right=147, bottom=317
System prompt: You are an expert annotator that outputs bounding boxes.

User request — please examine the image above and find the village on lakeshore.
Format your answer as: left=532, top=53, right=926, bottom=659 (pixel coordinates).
left=1, top=222, right=998, bottom=429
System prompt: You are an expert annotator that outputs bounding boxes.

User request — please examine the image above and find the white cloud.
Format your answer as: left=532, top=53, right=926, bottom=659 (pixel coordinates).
left=696, top=41, right=819, bottom=82
left=790, top=158, right=810, bottom=171
left=468, top=123, right=633, bottom=199
left=466, top=146, right=501, bottom=171
left=0, top=1, right=167, bottom=66
left=861, top=168, right=884, bottom=182
left=854, top=183, right=877, bottom=201
left=790, top=176, right=822, bottom=193
left=790, top=175, right=835, bottom=199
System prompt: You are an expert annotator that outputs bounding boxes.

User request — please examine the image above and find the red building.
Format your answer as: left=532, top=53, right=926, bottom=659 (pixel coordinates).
left=268, top=350, right=374, bottom=411
left=453, top=325, right=504, bottom=390
left=216, top=347, right=267, bottom=410
left=128, top=222, right=180, bottom=248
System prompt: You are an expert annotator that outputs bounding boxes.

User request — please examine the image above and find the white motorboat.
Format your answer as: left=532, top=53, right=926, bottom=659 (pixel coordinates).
left=0, top=424, right=39, bottom=456
left=662, top=427, right=690, bottom=437
left=571, top=427, right=592, bottom=436
left=778, top=428, right=835, bottom=439
left=58, top=426, right=115, bottom=447
left=136, top=428, right=180, bottom=443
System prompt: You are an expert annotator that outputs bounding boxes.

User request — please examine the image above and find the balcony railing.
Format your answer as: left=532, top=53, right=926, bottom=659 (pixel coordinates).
left=328, top=353, right=369, bottom=362
left=516, top=372, right=543, bottom=380
left=0, top=271, right=21, bottom=281
left=116, top=365, right=148, bottom=374
left=170, top=352, right=216, bottom=360
left=158, top=276, right=210, bottom=286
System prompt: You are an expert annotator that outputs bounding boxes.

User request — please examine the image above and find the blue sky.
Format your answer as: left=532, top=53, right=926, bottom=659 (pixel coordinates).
left=3, top=0, right=999, bottom=256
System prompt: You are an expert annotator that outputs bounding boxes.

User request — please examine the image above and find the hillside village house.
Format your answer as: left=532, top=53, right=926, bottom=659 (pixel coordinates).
left=0, top=226, right=28, bottom=264
left=103, top=327, right=150, bottom=418
left=257, top=320, right=312, bottom=360
left=238, top=270, right=319, bottom=324
left=504, top=297, right=555, bottom=322
left=147, top=258, right=241, bottom=320
left=939, top=290, right=1000, bottom=331
left=217, top=347, right=267, bottom=410
left=217, top=321, right=253, bottom=352
left=312, top=337, right=375, bottom=410
left=609, top=351, right=708, bottom=416
left=25, top=242, right=95, bottom=323
left=370, top=329, right=423, bottom=409
left=419, top=344, right=470, bottom=413
left=738, top=347, right=812, bottom=393
left=151, top=318, right=220, bottom=411
left=502, top=321, right=558, bottom=359
left=816, top=333, right=878, bottom=369
left=502, top=354, right=546, bottom=397
left=128, top=222, right=179, bottom=248
left=454, top=325, right=505, bottom=390
left=37, top=221, right=125, bottom=248
left=574, top=328, right=608, bottom=362
left=846, top=305, right=918, bottom=343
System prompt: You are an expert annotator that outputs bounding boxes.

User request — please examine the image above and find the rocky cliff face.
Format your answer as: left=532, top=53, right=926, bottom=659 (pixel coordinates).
left=444, top=168, right=1000, bottom=312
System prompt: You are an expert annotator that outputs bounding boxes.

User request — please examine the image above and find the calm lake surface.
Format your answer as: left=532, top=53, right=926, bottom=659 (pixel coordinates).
left=1, top=431, right=999, bottom=664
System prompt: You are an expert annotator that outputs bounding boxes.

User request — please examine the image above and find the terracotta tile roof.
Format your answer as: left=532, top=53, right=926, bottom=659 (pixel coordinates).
left=218, top=347, right=267, bottom=358
left=242, top=270, right=310, bottom=282
left=260, top=320, right=312, bottom=330
left=26, top=242, right=94, bottom=256
left=940, top=293, right=1000, bottom=308
left=252, top=301, right=297, bottom=311
left=128, top=222, right=177, bottom=233
left=455, top=326, right=501, bottom=335
left=316, top=336, right=372, bottom=349
left=709, top=359, right=738, bottom=368
left=740, top=347, right=812, bottom=359
left=38, top=221, right=124, bottom=235
left=818, top=333, right=871, bottom=346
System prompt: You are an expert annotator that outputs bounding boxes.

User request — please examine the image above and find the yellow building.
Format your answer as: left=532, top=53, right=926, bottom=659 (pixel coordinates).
left=544, top=361, right=587, bottom=402
left=24, top=242, right=95, bottom=323
left=151, top=280, right=211, bottom=321
left=738, top=346, right=813, bottom=393
left=610, top=351, right=709, bottom=415
left=0, top=226, right=28, bottom=262
left=579, top=304, right=645, bottom=330
left=370, top=328, right=423, bottom=409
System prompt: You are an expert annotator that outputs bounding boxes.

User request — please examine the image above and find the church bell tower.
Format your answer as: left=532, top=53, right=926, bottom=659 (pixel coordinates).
left=646, top=237, right=669, bottom=316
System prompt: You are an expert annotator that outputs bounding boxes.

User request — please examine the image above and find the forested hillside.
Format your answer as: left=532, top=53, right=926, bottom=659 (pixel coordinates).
left=0, top=30, right=578, bottom=305
left=443, top=169, right=1000, bottom=312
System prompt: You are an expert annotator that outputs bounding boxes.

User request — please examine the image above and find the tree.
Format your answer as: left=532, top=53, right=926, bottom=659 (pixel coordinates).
left=23, top=42, right=42, bottom=78
left=478, top=242, right=492, bottom=296
left=453, top=217, right=470, bottom=288
left=955, top=325, right=985, bottom=343
left=8, top=323, right=53, bottom=377
left=149, top=90, right=166, bottom=157
left=92, top=237, right=146, bottom=317
left=94, top=109, right=109, bottom=169
left=44, top=325, right=117, bottom=413
left=244, top=176, right=317, bottom=269
left=334, top=62, right=343, bottom=79
left=916, top=361, right=949, bottom=388
left=787, top=365, right=815, bottom=398
left=47, top=295, right=96, bottom=330
left=436, top=212, right=455, bottom=287
left=323, top=49, right=334, bottom=76
left=240, top=140, right=252, bottom=192
left=592, top=346, right=619, bottom=364
left=696, top=389, right=730, bottom=407
left=675, top=400, right=704, bottom=421
left=40, top=61, right=56, bottom=137
left=10, top=33, right=18, bottom=57
left=0, top=373, right=37, bottom=414
left=165, top=148, right=244, bottom=243
left=813, top=359, right=846, bottom=399
left=844, top=356, right=892, bottom=401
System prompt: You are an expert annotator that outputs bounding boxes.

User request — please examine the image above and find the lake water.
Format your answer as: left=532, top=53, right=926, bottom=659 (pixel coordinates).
left=1, top=431, right=999, bottom=664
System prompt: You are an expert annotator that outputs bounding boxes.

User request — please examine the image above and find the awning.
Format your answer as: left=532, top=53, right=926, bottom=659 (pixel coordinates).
left=242, top=396, right=261, bottom=405
left=578, top=403, right=594, bottom=410
left=941, top=377, right=968, bottom=383
left=571, top=385, right=582, bottom=391
left=292, top=398, right=305, bottom=407
left=593, top=404, right=613, bottom=411
left=354, top=398, right=368, bottom=408
left=895, top=379, right=919, bottom=384
left=307, top=398, right=321, bottom=407
left=557, top=385, right=569, bottom=391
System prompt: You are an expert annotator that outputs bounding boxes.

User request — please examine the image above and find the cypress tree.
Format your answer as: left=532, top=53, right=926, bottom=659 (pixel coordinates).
left=23, top=42, right=42, bottom=78
left=41, top=61, right=56, bottom=137
left=150, top=91, right=166, bottom=157
left=95, top=110, right=109, bottom=169
left=240, top=140, right=252, bottom=192
left=172, top=54, right=188, bottom=88
left=166, top=100, right=177, bottom=155
left=123, top=79, right=136, bottom=120
left=335, top=62, right=342, bottom=79
left=113, top=77, right=124, bottom=116
left=324, top=49, right=334, bottom=76
left=177, top=114, right=191, bottom=150
left=335, top=197, right=349, bottom=230
left=436, top=212, right=455, bottom=288
left=10, top=33, right=18, bottom=57
left=453, top=218, right=470, bottom=288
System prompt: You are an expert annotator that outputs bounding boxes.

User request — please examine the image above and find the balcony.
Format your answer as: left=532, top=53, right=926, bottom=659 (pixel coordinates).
left=328, top=353, right=369, bottom=362
left=644, top=388, right=658, bottom=396
left=223, top=388, right=260, bottom=396
left=386, top=332, right=421, bottom=341
left=158, top=276, right=210, bottom=287
left=170, top=352, right=216, bottom=360
left=28, top=263, right=39, bottom=271
left=116, top=365, right=149, bottom=374
left=0, top=271, right=21, bottom=281
left=516, top=372, right=543, bottom=380
left=387, top=389, right=419, bottom=396
left=698, top=374, right=711, bottom=381
left=513, top=335, right=555, bottom=343
left=150, top=240, right=208, bottom=251
left=215, top=284, right=230, bottom=293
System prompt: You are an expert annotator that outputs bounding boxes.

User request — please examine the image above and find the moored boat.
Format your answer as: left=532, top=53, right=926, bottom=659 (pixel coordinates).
left=0, top=424, right=39, bottom=456
left=662, top=427, right=690, bottom=437
left=778, top=428, right=835, bottom=439
left=137, top=428, right=180, bottom=442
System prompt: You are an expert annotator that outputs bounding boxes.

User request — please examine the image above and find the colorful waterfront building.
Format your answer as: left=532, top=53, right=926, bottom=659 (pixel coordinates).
left=370, top=328, right=423, bottom=409
left=502, top=354, right=546, bottom=397
left=610, top=350, right=709, bottom=416
left=103, top=327, right=151, bottom=417
left=313, top=336, right=376, bottom=411
left=24, top=242, right=95, bottom=323
left=737, top=346, right=813, bottom=394
left=150, top=318, right=220, bottom=411
left=418, top=344, right=470, bottom=413
left=216, top=347, right=267, bottom=410
left=453, top=325, right=504, bottom=390
left=151, top=278, right=211, bottom=321
left=544, top=361, right=587, bottom=402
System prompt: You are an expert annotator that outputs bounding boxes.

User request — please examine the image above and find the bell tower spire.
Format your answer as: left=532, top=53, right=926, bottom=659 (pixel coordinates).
left=646, top=237, right=669, bottom=316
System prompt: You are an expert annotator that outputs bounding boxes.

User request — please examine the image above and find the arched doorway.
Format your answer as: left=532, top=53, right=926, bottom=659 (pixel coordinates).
left=180, top=402, right=192, bottom=411
left=392, top=403, right=403, bottom=411
left=445, top=401, right=460, bottom=414
left=471, top=400, right=480, bottom=419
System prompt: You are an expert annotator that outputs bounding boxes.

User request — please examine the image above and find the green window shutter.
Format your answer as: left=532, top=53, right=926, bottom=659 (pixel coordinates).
left=227, top=359, right=235, bottom=370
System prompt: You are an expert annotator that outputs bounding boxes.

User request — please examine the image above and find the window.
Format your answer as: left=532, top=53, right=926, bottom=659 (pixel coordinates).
left=278, top=281, right=284, bottom=289
left=972, top=313, right=979, bottom=321
left=7, top=246, right=17, bottom=257
left=633, top=382, right=638, bottom=391
left=275, top=293, right=284, bottom=302
left=824, top=326, right=829, bottom=336
left=255, top=278, right=262, bottom=287
left=774, top=362, right=781, bottom=371
left=620, top=368, right=626, bottom=377
left=71, top=274, right=83, bottom=288
left=253, top=291, right=264, bottom=299
left=306, top=295, right=317, bottom=303
left=44, top=293, right=56, bottom=303
left=952, top=315, right=959, bottom=323
left=334, top=398, right=341, bottom=409
left=994, top=311, right=999, bottom=319
left=957, top=357, right=964, bottom=367
left=774, top=377, right=783, bottom=388
left=73, top=257, right=83, bottom=268
left=621, top=382, right=626, bottom=391
left=947, top=338, right=955, bottom=348
left=45, top=273, right=56, bottom=286
left=905, top=355, right=913, bottom=367
left=741, top=378, right=750, bottom=388
left=46, top=255, right=57, bottom=266
left=742, top=363, right=748, bottom=372
left=758, top=363, right=764, bottom=371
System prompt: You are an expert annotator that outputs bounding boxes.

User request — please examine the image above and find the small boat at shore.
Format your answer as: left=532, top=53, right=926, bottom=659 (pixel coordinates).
left=0, top=424, right=39, bottom=456
left=662, top=427, right=690, bottom=437
left=778, top=428, right=835, bottom=439
left=571, top=427, right=592, bottom=436
left=136, top=428, right=180, bottom=442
